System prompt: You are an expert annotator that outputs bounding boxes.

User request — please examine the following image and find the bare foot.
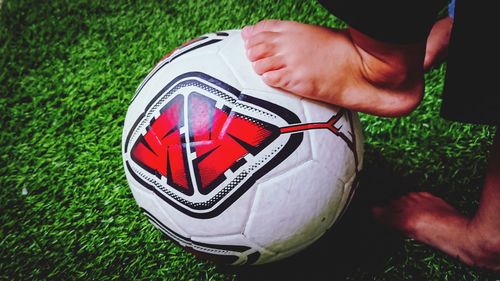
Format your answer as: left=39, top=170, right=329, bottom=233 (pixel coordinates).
left=424, top=17, right=453, bottom=71
left=372, top=192, right=465, bottom=239
left=241, top=20, right=425, bottom=117
left=242, top=21, right=362, bottom=106
left=373, top=192, right=500, bottom=270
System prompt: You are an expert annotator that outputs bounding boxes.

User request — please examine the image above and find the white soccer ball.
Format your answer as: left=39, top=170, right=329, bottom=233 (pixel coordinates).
left=122, top=30, right=363, bottom=265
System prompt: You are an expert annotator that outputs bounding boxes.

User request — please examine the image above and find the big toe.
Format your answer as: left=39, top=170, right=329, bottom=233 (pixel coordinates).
left=252, top=19, right=286, bottom=33
left=241, top=25, right=254, bottom=40
left=242, top=20, right=290, bottom=40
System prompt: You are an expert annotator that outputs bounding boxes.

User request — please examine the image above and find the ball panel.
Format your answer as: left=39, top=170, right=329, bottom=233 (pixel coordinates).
left=300, top=98, right=342, bottom=123
left=165, top=181, right=256, bottom=236
left=301, top=99, right=362, bottom=181
left=262, top=231, right=326, bottom=264
left=241, top=89, right=312, bottom=183
left=141, top=203, right=256, bottom=265
left=218, top=30, right=278, bottom=93
left=132, top=31, right=236, bottom=97
left=127, top=181, right=190, bottom=238
left=305, top=122, right=356, bottom=183
left=191, top=234, right=270, bottom=265
left=244, top=161, right=345, bottom=253
left=128, top=55, right=239, bottom=121
left=328, top=170, right=358, bottom=228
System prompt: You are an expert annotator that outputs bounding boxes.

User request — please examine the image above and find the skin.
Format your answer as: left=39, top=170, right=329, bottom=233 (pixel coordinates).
left=424, top=16, right=454, bottom=71
left=242, top=19, right=500, bottom=270
left=374, top=129, right=500, bottom=270
left=241, top=20, right=425, bottom=117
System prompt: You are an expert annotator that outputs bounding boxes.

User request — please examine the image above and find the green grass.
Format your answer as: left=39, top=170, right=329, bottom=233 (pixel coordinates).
left=0, top=0, right=498, bottom=280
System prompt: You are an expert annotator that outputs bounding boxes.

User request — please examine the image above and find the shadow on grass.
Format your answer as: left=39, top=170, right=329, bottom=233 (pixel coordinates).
left=219, top=153, right=419, bottom=280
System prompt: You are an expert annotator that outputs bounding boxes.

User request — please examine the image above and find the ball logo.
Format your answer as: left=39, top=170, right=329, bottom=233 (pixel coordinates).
left=124, top=72, right=357, bottom=218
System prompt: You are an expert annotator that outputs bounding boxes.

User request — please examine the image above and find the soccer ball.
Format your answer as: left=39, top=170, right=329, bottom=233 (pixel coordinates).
left=122, top=30, right=363, bottom=265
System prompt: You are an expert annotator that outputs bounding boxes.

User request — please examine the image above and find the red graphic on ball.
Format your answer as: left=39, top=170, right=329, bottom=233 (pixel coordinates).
left=132, top=93, right=280, bottom=195
left=131, top=92, right=354, bottom=196
left=125, top=72, right=358, bottom=218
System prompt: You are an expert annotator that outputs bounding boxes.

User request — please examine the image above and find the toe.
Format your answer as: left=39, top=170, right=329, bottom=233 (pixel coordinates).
left=252, top=56, right=284, bottom=75
left=247, top=42, right=275, bottom=62
left=244, top=31, right=277, bottom=49
left=252, top=19, right=287, bottom=33
left=242, top=20, right=284, bottom=42
left=241, top=25, right=254, bottom=40
left=262, top=69, right=290, bottom=88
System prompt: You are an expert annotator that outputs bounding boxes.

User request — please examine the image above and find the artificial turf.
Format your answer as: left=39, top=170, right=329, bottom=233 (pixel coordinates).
left=0, top=0, right=498, bottom=280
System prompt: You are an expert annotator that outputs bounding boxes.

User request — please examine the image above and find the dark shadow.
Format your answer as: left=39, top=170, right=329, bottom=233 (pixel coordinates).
left=218, top=150, right=419, bottom=280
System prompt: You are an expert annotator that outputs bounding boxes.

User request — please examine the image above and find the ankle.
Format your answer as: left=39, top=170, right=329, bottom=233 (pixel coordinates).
left=347, top=28, right=425, bottom=116
left=349, top=27, right=425, bottom=89
left=462, top=221, right=500, bottom=269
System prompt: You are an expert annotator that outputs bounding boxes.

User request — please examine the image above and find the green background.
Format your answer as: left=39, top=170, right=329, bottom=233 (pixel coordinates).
left=1, top=0, right=497, bottom=279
